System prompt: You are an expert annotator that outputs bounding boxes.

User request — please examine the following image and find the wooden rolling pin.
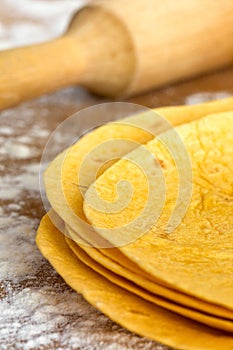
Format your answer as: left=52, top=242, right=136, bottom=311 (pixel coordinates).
left=1, top=0, right=233, bottom=110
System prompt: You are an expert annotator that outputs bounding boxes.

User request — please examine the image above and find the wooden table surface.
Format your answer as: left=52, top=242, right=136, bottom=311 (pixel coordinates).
left=0, top=1, right=233, bottom=349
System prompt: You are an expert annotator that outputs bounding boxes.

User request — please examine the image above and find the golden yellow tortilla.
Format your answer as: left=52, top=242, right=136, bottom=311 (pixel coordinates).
left=40, top=98, right=233, bottom=345
left=43, top=97, right=233, bottom=320
left=84, top=112, right=233, bottom=310
left=44, top=97, right=233, bottom=286
left=44, top=97, right=233, bottom=251
left=66, top=235, right=233, bottom=332
left=36, top=214, right=233, bottom=349
left=66, top=223, right=233, bottom=321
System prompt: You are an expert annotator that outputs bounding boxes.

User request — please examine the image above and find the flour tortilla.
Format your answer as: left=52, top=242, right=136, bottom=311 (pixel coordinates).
left=36, top=214, right=233, bottom=350
left=84, top=112, right=233, bottom=310
left=66, top=235, right=233, bottom=332
left=44, top=98, right=233, bottom=282
left=44, top=97, right=233, bottom=250
left=66, top=223, right=233, bottom=321
left=44, top=98, right=233, bottom=312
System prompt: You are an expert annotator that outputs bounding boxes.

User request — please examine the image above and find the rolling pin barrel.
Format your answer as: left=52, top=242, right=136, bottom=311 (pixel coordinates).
left=0, top=0, right=233, bottom=110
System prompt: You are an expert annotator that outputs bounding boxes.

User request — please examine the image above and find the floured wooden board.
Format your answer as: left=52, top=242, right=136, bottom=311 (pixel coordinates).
left=1, top=0, right=233, bottom=349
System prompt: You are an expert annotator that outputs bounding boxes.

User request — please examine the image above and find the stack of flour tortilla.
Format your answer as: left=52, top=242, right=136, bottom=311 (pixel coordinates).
left=37, top=97, right=233, bottom=350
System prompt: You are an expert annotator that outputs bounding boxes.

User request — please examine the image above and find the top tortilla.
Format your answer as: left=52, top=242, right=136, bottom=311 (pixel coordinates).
left=84, top=112, right=233, bottom=309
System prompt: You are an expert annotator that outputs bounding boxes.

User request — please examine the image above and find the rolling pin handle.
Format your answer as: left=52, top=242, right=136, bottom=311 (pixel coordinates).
left=0, top=36, right=85, bottom=110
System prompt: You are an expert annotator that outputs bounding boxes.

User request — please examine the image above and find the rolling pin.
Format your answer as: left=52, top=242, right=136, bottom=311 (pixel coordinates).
left=1, top=0, right=233, bottom=110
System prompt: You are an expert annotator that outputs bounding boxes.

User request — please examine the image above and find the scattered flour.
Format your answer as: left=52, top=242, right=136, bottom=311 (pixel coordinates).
left=7, top=203, right=21, bottom=211
left=0, top=142, right=39, bottom=159
left=0, top=126, right=14, bottom=136
left=0, top=217, right=14, bottom=228
left=185, top=91, right=232, bottom=105
left=0, top=216, right=43, bottom=280
left=0, top=188, right=22, bottom=200
left=0, top=162, right=40, bottom=197
left=17, top=135, right=34, bottom=144
left=15, top=170, right=40, bottom=192
left=0, top=285, right=160, bottom=350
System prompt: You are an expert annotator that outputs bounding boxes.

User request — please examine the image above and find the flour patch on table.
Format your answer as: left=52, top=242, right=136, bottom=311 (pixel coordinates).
left=0, top=285, right=159, bottom=350
left=186, top=91, right=232, bottom=105
left=0, top=126, right=14, bottom=136
left=0, top=216, right=42, bottom=281
left=0, top=142, right=39, bottom=159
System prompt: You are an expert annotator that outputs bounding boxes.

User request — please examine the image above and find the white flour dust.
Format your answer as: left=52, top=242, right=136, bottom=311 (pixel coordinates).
left=185, top=91, right=232, bottom=105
